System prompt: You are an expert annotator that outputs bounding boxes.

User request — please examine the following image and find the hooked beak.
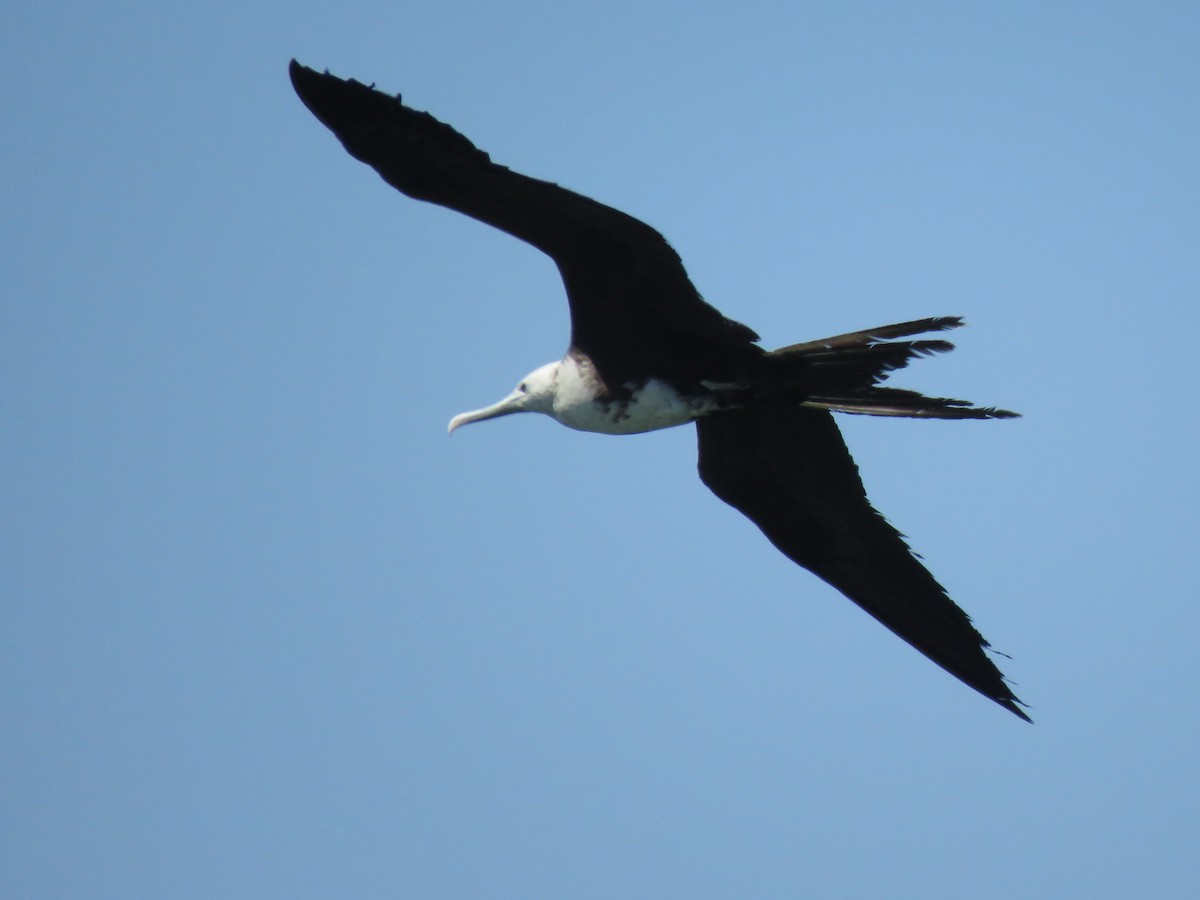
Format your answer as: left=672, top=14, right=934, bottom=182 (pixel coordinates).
left=447, top=390, right=525, bottom=435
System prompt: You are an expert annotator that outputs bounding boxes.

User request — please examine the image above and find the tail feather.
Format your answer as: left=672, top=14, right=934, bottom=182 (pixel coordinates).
left=804, top=392, right=1019, bottom=419
left=775, top=316, right=965, bottom=354
left=771, top=317, right=1018, bottom=420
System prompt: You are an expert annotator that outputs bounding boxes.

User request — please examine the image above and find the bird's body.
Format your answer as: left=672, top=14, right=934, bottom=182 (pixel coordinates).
left=289, top=60, right=1030, bottom=721
left=546, top=361, right=725, bottom=435
left=450, top=350, right=733, bottom=436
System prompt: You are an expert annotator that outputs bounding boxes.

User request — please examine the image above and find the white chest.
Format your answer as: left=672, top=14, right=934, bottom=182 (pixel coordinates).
left=550, top=356, right=717, bottom=435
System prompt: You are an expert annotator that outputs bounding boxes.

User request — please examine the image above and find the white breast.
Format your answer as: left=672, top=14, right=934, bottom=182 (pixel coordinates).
left=550, top=355, right=718, bottom=435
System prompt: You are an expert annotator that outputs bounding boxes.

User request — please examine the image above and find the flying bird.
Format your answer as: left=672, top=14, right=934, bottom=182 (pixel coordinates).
left=288, top=60, right=1029, bottom=721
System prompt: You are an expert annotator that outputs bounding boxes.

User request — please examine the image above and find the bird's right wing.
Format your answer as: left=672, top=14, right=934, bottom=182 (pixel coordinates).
left=695, top=404, right=1029, bottom=720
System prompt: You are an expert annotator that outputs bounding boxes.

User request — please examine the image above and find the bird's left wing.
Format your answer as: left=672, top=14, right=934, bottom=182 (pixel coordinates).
left=288, top=61, right=758, bottom=382
left=696, top=404, right=1029, bottom=721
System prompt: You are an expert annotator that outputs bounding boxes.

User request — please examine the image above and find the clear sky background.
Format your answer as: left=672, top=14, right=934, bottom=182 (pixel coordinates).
left=4, top=2, right=1197, bottom=897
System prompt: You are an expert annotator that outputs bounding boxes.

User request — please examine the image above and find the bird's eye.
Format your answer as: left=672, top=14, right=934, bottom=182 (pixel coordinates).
left=518, top=382, right=528, bottom=393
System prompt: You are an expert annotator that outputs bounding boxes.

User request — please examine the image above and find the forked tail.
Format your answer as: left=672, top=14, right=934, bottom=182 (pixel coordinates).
left=773, top=316, right=1018, bottom=420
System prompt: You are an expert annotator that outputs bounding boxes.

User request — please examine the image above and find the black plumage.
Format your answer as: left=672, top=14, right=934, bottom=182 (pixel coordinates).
left=289, top=60, right=1029, bottom=721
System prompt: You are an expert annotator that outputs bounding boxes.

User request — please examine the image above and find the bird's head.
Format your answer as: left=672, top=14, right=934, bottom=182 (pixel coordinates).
left=447, top=361, right=560, bottom=434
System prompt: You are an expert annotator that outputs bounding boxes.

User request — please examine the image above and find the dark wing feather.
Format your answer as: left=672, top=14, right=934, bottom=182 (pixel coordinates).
left=696, top=404, right=1029, bottom=721
left=289, top=61, right=759, bottom=385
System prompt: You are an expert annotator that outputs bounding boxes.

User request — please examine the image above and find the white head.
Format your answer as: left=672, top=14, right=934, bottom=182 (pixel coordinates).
left=447, top=361, right=560, bottom=434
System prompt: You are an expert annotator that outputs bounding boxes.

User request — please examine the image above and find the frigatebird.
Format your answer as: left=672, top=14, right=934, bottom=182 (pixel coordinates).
left=289, top=60, right=1029, bottom=721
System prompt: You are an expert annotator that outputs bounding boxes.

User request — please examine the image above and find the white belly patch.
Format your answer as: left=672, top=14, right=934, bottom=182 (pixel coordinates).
left=551, top=357, right=719, bottom=435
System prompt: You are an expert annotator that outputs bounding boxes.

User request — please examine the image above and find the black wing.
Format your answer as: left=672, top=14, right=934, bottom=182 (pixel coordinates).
left=696, top=404, right=1029, bottom=721
left=289, top=61, right=760, bottom=386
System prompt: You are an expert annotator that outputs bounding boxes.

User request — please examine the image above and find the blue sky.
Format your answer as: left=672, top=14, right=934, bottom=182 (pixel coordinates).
left=3, top=2, right=1198, bottom=897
